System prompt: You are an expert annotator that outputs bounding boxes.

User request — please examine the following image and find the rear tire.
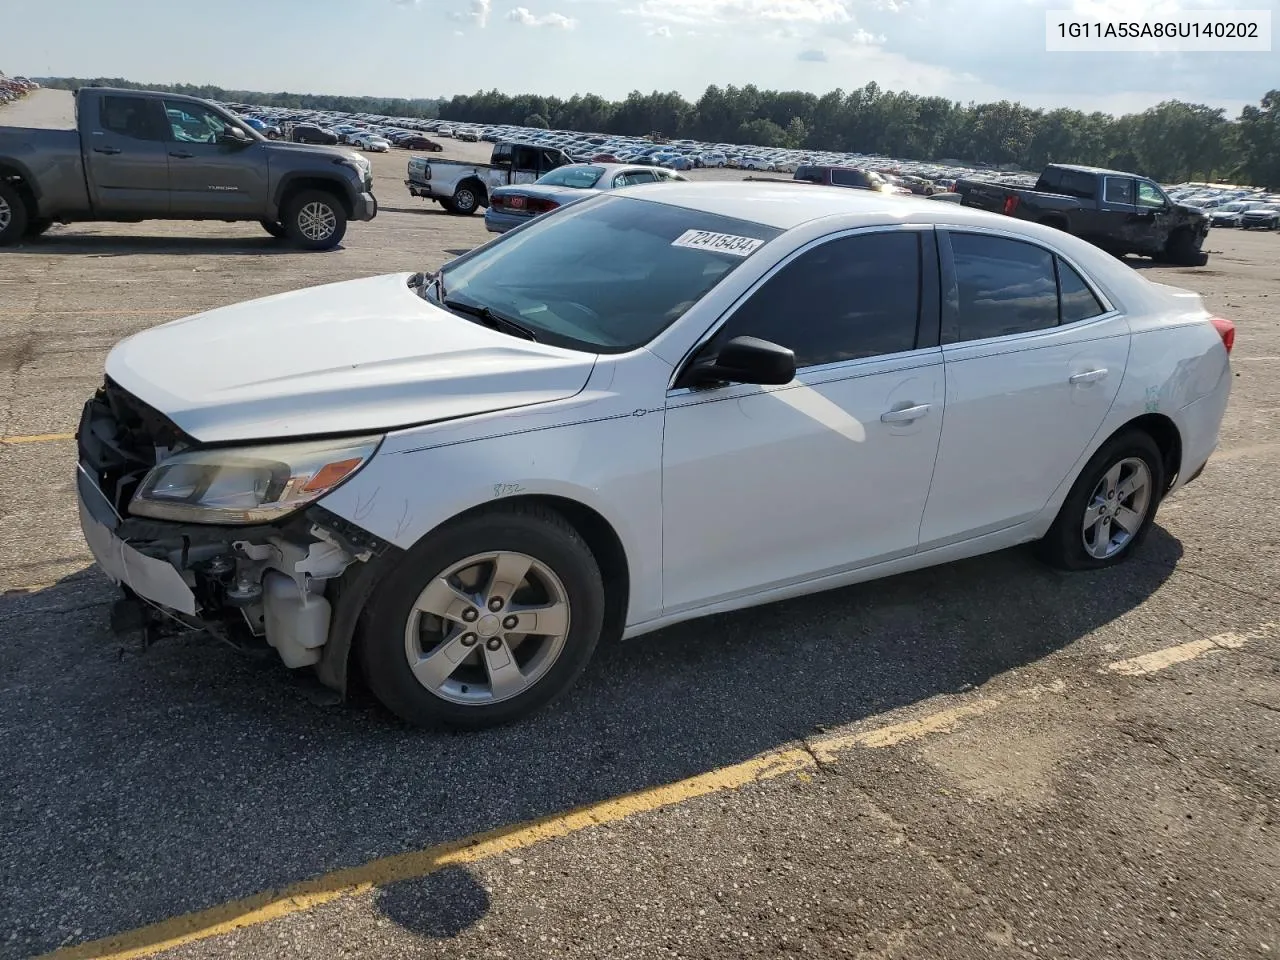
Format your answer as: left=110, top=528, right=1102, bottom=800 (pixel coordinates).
left=0, top=182, right=30, bottom=246
left=359, top=504, right=605, bottom=729
left=24, top=218, right=53, bottom=238
left=1035, top=430, right=1166, bottom=571
left=448, top=184, right=481, bottom=216
left=282, top=190, right=348, bottom=250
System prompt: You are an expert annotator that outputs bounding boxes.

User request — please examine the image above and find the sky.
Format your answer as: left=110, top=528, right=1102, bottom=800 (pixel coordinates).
left=4, top=0, right=1277, bottom=116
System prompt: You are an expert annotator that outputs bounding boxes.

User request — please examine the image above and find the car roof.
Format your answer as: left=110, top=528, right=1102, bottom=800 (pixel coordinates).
left=1047, top=163, right=1145, bottom=178
left=615, top=179, right=1015, bottom=231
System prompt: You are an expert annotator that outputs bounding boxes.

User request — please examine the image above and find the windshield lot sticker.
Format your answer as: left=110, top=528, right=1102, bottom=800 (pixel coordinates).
left=671, top=230, right=764, bottom=257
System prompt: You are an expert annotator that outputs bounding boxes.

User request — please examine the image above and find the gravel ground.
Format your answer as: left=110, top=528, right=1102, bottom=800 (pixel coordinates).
left=2, top=90, right=1278, bottom=960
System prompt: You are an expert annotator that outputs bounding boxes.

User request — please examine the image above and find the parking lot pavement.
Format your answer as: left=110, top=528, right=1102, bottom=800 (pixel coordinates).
left=3, top=91, right=1279, bottom=960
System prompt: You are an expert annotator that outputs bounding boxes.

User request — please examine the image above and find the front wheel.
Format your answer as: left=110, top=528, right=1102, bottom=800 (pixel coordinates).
left=359, top=504, right=606, bottom=729
left=1035, top=430, right=1165, bottom=571
left=0, top=182, right=30, bottom=246
left=283, top=190, right=348, bottom=250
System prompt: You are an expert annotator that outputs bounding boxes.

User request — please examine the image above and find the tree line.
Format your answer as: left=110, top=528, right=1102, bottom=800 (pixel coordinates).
left=35, top=77, right=1280, bottom=188
left=437, top=84, right=1280, bottom=189
left=37, top=77, right=445, bottom=121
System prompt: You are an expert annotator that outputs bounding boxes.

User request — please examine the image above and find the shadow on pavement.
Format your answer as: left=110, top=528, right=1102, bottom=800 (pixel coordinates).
left=376, top=868, right=491, bottom=939
left=0, top=528, right=1184, bottom=958
left=3, top=234, right=326, bottom=256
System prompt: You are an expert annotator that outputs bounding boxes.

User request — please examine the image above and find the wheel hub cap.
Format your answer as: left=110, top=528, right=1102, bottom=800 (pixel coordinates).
left=1082, top=456, right=1152, bottom=560
left=298, top=202, right=336, bottom=241
left=0, top=197, right=11, bottom=232
left=404, top=551, right=571, bottom=705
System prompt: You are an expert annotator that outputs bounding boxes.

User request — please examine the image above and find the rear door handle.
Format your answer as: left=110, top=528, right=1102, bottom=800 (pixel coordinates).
left=881, top=403, right=932, bottom=423
left=92, top=146, right=122, bottom=155
left=169, top=151, right=194, bottom=159
left=1069, top=368, right=1109, bottom=385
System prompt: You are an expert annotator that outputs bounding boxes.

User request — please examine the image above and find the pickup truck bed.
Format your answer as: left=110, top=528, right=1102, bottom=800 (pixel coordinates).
left=405, top=141, right=572, bottom=216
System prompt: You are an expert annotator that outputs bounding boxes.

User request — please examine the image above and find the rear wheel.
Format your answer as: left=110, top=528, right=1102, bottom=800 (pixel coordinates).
left=0, top=182, right=30, bottom=246
left=359, top=505, right=605, bottom=729
left=447, top=184, right=481, bottom=216
left=1035, top=430, right=1165, bottom=571
left=283, top=190, right=348, bottom=250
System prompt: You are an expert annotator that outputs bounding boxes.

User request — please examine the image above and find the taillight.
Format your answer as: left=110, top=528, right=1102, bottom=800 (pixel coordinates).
left=526, top=198, right=560, bottom=214
left=1210, top=317, right=1235, bottom=354
left=1003, top=194, right=1020, bottom=216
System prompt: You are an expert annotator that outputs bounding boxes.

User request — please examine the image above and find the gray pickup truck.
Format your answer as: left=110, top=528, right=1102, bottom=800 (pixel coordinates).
left=405, top=141, right=573, bottom=215
left=0, top=86, right=378, bottom=249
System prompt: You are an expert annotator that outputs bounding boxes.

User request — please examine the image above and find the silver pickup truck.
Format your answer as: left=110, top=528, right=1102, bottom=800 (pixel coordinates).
left=405, top=141, right=573, bottom=215
left=0, top=86, right=378, bottom=249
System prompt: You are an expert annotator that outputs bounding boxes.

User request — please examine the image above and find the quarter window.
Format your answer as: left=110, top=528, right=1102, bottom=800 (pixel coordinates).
left=99, top=96, right=167, bottom=142
left=950, top=233, right=1058, bottom=340
left=1057, top=257, right=1107, bottom=323
left=713, top=231, right=922, bottom=368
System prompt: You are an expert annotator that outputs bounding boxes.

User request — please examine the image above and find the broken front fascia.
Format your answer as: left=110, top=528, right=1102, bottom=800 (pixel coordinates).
left=76, top=379, right=399, bottom=686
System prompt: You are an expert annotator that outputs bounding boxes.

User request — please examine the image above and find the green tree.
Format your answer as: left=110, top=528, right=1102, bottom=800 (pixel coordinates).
left=525, top=113, right=549, bottom=128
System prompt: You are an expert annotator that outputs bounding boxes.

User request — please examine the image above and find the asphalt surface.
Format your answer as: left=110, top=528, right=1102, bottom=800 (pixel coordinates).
left=2, top=90, right=1278, bottom=960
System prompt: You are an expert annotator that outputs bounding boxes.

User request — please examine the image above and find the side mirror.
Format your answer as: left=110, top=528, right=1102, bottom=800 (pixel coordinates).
left=221, top=126, right=251, bottom=145
left=685, top=336, right=796, bottom=388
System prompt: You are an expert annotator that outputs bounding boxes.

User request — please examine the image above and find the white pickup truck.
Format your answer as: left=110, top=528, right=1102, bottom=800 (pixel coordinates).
left=405, top=141, right=574, bottom=215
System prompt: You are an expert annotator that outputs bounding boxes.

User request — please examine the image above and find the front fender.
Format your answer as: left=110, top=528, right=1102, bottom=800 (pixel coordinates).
left=269, top=169, right=362, bottom=220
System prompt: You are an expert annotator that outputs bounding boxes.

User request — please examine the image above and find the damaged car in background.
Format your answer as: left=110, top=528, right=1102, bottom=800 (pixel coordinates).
left=78, top=182, right=1234, bottom=731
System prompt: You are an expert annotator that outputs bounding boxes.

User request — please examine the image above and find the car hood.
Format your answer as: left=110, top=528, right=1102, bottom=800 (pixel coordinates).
left=105, top=273, right=597, bottom=444
left=262, top=140, right=361, bottom=163
left=1175, top=203, right=1209, bottom=219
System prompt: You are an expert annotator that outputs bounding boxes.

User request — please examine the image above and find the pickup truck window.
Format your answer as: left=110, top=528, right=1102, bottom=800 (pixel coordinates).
left=1057, top=257, right=1107, bottom=323
left=493, top=144, right=514, bottom=166
left=1136, top=181, right=1166, bottom=208
left=162, top=100, right=228, bottom=144
left=99, top=95, right=169, bottom=143
left=715, top=230, right=921, bottom=368
left=831, top=169, right=873, bottom=189
left=1037, top=168, right=1096, bottom=199
left=950, top=233, right=1058, bottom=341
left=1103, top=177, right=1135, bottom=206
left=795, top=166, right=823, bottom=183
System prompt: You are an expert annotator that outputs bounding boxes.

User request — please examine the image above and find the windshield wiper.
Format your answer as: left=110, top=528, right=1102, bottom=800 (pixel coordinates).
left=442, top=296, right=538, bottom=341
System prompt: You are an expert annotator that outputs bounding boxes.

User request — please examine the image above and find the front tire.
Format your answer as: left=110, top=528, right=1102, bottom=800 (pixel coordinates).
left=0, top=182, right=30, bottom=246
left=1035, top=430, right=1165, bottom=571
left=283, top=190, right=348, bottom=250
left=359, top=504, right=606, bottom=729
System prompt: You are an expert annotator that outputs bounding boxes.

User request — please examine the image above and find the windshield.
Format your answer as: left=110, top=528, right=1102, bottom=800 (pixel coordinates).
left=432, top=195, right=782, bottom=353
left=537, top=165, right=606, bottom=189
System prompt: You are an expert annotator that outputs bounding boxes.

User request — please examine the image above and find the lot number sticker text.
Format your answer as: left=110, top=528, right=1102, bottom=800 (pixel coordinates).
left=671, top=230, right=764, bottom=257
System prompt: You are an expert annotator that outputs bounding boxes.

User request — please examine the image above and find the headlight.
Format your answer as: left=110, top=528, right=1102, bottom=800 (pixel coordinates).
left=129, top=435, right=383, bottom=525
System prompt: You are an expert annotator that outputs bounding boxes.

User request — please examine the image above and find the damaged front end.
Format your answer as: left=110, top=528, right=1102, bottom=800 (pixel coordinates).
left=75, top=378, right=398, bottom=689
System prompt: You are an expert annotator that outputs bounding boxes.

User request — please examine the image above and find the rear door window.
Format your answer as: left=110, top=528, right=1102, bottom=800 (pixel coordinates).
left=98, top=95, right=168, bottom=142
left=948, top=233, right=1059, bottom=341
left=1103, top=177, right=1136, bottom=206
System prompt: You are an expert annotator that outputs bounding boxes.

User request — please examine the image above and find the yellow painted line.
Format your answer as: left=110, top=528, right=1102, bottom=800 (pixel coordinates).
left=34, top=622, right=1272, bottom=960
left=0, top=432, right=75, bottom=445
left=37, top=749, right=815, bottom=960
left=1105, top=623, right=1275, bottom=676
left=810, top=699, right=1002, bottom=763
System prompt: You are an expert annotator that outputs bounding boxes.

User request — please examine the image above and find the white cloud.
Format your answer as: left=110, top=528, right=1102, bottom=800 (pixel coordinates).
left=648, top=23, right=674, bottom=35
left=797, top=47, right=828, bottom=60
left=507, top=6, right=579, bottom=26
left=449, top=0, right=491, bottom=27
left=627, top=0, right=853, bottom=26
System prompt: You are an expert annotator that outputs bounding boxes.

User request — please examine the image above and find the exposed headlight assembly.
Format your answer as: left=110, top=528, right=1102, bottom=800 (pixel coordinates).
left=129, top=435, right=383, bottom=525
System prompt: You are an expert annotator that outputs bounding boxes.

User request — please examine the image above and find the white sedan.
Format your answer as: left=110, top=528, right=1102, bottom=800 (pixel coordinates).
left=76, top=182, right=1234, bottom=729
left=353, top=134, right=391, bottom=152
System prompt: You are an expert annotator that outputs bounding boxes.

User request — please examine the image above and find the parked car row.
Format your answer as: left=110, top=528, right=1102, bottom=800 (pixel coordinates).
left=0, top=72, right=38, bottom=106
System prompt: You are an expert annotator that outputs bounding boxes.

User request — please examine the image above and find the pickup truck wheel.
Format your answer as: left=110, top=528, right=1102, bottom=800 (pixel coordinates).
left=0, top=183, right=30, bottom=246
left=358, top=504, right=606, bottom=729
left=1164, top=228, right=1204, bottom=266
left=283, top=190, right=348, bottom=250
left=448, top=185, right=481, bottom=216
left=259, top=219, right=287, bottom=239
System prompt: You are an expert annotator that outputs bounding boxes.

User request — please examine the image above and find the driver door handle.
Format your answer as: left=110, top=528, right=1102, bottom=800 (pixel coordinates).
left=1069, top=368, right=1109, bottom=385
left=881, top=403, right=931, bottom=423
left=169, top=151, right=194, bottom=159
left=92, top=146, right=122, bottom=155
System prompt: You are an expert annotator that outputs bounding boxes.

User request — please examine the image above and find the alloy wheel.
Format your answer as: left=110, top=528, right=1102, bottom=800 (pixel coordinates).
left=404, top=551, right=571, bottom=705
left=297, top=201, right=337, bottom=241
left=1081, top=457, right=1152, bottom=559
left=0, top=195, right=11, bottom=234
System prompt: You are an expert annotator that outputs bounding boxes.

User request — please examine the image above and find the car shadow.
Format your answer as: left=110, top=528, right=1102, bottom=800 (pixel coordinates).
left=3, top=234, right=330, bottom=256
left=1, top=530, right=1183, bottom=957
